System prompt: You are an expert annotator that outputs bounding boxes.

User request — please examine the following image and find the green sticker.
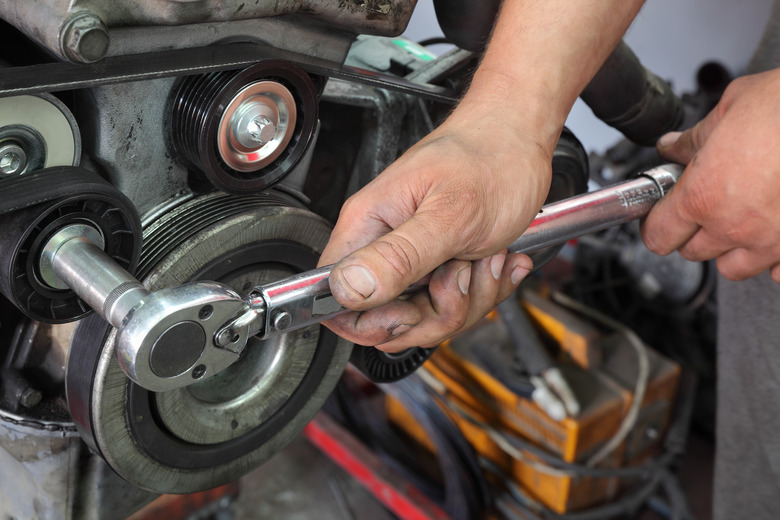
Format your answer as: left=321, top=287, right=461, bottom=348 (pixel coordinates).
left=392, top=38, right=436, bottom=61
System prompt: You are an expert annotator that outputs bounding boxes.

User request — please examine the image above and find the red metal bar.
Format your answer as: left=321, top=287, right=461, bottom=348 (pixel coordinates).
left=304, top=412, right=451, bottom=520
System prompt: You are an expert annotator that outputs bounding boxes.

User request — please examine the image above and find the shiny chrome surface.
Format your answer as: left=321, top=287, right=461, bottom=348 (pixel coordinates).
left=247, top=164, right=684, bottom=340
left=115, top=282, right=246, bottom=392
left=43, top=164, right=682, bottom=393
left=39, top=223, right=105, bottom=289
left=219, top=80, right=297, bottom=172
left=50, top=234, right=148, bottom=327
left=508, top=164, right=683, bottom=254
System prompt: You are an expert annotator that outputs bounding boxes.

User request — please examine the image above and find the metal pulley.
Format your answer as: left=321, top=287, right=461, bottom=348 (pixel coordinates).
left=167, top=60, right=319, bottom=194
left=65, top=192, right=351, bottom=493
left=0, top=166, right=142, bottom=323
left=0, top=94, right=81, bottom=178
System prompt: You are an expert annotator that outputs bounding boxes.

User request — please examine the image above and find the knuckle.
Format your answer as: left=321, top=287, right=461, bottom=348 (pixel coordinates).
left=677, top=182, right=716, bottom=224
left=440, top=310, right=468, bottom=332
left=371, top=235, right=421, bottom=281
left=716, top=259, right=747, bottom=282
left=642, top=230, right=673, bottom=256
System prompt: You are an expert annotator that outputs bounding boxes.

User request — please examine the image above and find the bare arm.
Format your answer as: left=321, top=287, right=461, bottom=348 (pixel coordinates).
left=319, top=0, right=645, bottom=351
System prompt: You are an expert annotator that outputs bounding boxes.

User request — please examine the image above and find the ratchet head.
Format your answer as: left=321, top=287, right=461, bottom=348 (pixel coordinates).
left=115, top=282, right=253, bottom=392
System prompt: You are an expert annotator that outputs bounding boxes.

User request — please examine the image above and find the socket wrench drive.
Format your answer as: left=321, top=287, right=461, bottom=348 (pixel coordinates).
left=41, top=163, right=682, bottom=391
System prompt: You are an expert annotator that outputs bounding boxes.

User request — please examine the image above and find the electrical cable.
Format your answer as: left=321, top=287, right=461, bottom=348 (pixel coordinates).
left=549, top=291, right=650, bottom=467
left=417, top=37, right=451, bottom=47
left=331, top=372, right=489, bottom=520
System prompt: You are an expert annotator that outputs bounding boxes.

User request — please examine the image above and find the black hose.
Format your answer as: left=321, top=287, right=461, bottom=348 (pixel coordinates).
left=432, top=0, right=501, bottom=52
left=580, top=41, right=684, bottom=146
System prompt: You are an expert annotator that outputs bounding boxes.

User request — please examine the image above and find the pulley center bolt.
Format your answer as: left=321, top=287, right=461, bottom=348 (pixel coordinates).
left=0, top=144, right=27, bottom=176
left=247, top=117, right=276, bottom=145
left=232, top=101, right=278, bottom=149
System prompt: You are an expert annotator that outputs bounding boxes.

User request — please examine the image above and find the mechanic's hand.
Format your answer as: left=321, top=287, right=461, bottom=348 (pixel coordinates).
left=642, top=68, right=780, bottom=282
left=318, top=108, right=554, bottom=352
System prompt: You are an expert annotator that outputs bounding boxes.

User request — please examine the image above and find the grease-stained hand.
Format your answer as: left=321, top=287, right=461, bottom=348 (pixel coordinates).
left=317, top=111, right=554, bottom=352
left=642, top=68, right=780, bottom=282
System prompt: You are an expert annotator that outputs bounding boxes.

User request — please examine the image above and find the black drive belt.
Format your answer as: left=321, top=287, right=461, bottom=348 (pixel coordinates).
left=0, top=42, right=458, bottom=105
left=0, top=166, right=137, bottom=218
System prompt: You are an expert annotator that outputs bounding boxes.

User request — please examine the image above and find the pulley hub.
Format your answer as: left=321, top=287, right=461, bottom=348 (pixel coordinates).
left=65, top=193, right=351, bottom=493
left=168, top=61, right=318, bottom=194
left=0, top=94, right=81, bottom=179
left=220, top=81, right=297, bottom=171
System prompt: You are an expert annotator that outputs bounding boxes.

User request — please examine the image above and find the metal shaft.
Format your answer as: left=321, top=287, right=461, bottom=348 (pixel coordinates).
left=50, top=235, right=148, bottom=328
left=254, top=164, right=684, bottom=336
left=509, top=164, right=681, bottom=254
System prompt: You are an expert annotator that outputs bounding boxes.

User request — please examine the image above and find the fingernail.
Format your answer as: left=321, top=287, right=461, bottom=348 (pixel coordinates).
left=490, top=254, right=506, bottom=280
left=341, top=265, right=376, bottom=299
left=511, top=266, right=530, bottom=286
left=390, top=324, right=414, bottom=337
left=658, top=131, right=682, bottom=148
left=457, top=266, right=471, bottom=295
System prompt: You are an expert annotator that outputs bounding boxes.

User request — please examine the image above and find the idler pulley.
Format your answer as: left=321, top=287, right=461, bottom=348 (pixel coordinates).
left=168, top=60, right=318, bottom=194
left=0, top=167, right=141, bottom=323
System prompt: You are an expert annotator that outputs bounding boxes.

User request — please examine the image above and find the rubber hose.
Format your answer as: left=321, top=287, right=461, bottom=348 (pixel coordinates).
left=580, top=41, right=684, bottom=146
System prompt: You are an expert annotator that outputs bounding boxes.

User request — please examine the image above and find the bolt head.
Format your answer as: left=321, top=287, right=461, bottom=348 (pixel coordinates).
left=246, top=117, right=276, bottom=145
left=61, top=12, right=109, bottom=64
left=0, top=153, right=22, bottom=175
left=19, top=388, right=42, bottom=408
left=0, top=143, right=27, bottom=176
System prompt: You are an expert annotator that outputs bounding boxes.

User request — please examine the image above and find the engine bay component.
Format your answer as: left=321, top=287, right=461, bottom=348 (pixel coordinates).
left=433, top=0, right=502, bottom=52
left=168, top=60, right=318, bottom=193
left=350, top=343, right=437, bottom=383
left=0, top=94, right=81, bottom=177
left=43, top=164, right=681, bottom=394
left=0, top=167, right=141, bottom=323
left=66, top=192, right=352, bottom=493
left=0, top=1, right=418, bottom=64
left=581, top=41, right=684, bottom=146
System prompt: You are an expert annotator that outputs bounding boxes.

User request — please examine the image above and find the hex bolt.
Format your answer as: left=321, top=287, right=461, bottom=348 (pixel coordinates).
left=19, top=388, right=42, bottom=409
left=273, top=311, right=292, bottom=332
left=0, top=143, right=27, bottom=176
left=246, top=116, right=276, bottom=145
left=61, top=12, right=110, bottom=64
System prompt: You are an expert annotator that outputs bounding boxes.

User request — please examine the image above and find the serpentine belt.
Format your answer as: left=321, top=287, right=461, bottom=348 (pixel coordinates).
left=0, top=42, right=459, bottom=104
left=0, top=166, right=140, bottom=224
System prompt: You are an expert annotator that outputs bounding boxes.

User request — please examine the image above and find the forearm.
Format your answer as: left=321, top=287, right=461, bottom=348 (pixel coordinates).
left=454, top=0, right=645, bottom=153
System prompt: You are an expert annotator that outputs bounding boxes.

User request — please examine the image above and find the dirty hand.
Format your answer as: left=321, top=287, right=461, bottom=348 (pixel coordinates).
left=318, top=110, right=554, bottom=352
left=642, top=68, right=780, bottom=282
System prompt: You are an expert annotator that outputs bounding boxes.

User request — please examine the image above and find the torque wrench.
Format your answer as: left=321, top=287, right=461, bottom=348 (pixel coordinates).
left=43, top=163, right=682, bottom=391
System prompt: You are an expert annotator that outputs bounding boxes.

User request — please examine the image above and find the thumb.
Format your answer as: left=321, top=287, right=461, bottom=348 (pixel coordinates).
left=657, top=106, right=721, bottom=164
left=328, top=213, right=460, bottom=311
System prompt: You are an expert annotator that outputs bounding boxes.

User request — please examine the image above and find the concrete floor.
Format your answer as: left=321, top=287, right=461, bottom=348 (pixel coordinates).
left=229, top=431, right=714, bottom=520
left=232, top=435, right=396, bottom=520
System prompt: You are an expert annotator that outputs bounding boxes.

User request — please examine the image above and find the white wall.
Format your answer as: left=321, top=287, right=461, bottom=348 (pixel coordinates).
left=404, top=0, right=774, bottom=152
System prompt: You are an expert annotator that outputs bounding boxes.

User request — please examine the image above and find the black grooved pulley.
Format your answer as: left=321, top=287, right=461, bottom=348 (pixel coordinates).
left=350, top=345, right=436, bottom=383
left=0, top=167, right=142, bottom=323
left=168, top=60, right=319, bottom=194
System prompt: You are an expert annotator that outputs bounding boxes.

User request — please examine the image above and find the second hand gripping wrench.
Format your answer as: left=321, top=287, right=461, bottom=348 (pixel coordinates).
left=44, top=164, right=682, bottom=391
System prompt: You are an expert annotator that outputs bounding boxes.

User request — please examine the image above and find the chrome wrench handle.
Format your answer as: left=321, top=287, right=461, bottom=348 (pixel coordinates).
left=250, top=163, right=683, bottom=338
